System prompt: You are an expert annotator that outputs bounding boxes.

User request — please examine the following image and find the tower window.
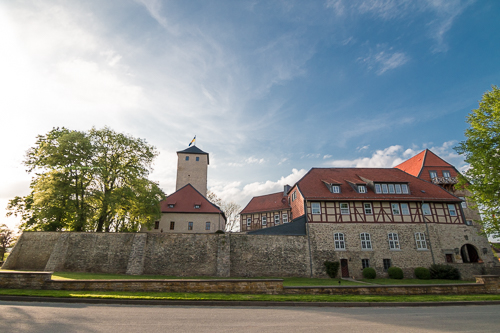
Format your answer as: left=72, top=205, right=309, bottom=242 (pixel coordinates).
left=185, top=156, right=189, bottom=161
left=196, top=156, right=199, bottom=161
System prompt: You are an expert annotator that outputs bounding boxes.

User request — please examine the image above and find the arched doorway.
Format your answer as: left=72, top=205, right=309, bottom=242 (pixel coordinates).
left=461, top=244, right=480, bottom=263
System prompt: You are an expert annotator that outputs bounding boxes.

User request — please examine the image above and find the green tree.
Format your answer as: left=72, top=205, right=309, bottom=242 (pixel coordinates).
left=7, top=127, right=165, bottom=232
left=455, top=85, right=500, bottom=238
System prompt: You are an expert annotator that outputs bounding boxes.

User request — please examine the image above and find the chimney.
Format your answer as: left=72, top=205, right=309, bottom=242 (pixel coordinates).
left=283, top=185, right=291, bottom=195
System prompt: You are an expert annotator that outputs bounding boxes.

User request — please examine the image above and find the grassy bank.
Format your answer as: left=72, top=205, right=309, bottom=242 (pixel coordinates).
left=0, top=288, right=499, bottom=303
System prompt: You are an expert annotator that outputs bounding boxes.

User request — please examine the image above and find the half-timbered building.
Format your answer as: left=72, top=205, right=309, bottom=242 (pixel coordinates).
left=240, top=189, right=291, bottom=232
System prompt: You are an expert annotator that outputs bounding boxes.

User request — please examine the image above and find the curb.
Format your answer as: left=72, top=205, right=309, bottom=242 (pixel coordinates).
left=1, top=295, right=500, bottom=307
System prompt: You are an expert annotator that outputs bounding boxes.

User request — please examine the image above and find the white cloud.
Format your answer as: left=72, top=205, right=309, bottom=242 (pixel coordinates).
left=323, top=154, right=333, bottom=159
left=209, top=168, right=307, bottom=208
left=360, top=49, right=410, bottom=75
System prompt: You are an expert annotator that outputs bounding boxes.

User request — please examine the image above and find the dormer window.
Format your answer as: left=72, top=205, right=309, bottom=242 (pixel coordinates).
left=375, top=184, right=381, bottom=193
left=331, top=185, right=340, bottom=193
left=358, top=185, right=366, bottom=193
left=401, top=184, right=409, bottom=194
left=168, top=204, right=175, bottom=208
left=194, top=204, right=201, bottom=209
left=374, top=183, right=409, bottom=194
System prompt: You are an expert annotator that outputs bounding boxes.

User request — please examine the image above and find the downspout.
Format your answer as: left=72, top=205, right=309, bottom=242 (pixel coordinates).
left=422, top=200, right=436, bottom=265
left=305, top=198, right=314, bottom=278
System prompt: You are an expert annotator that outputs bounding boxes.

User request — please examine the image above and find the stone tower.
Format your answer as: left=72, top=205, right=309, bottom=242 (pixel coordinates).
left=175, top=146, right=209, bottom=197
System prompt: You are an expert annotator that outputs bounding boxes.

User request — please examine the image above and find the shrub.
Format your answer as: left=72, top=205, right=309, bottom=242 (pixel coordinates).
left=429, top=264, right=461, bottom=280
left=388, top=266, right=404, bottom=279
left=215, top=230, right=225, bottom=234
left=414, top=267, right=431, bottom=280
left=324, top=261, right=340, bottom=278
left=362, top=267, right=376, bottom=279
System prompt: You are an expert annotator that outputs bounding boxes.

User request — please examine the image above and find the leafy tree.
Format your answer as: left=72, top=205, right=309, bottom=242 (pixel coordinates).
left=207, top=191, right=241, bottom=232
left=0, top=224, right=18, bottom=261
left=455, top=85, right=500, bottom=238
left=7, top=127, right=165, bottom=232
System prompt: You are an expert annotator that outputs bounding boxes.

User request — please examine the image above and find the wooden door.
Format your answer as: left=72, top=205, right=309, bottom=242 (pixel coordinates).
left=340, top=259, right=349, bottom=278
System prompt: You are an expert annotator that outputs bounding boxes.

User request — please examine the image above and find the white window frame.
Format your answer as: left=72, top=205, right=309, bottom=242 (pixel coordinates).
left=395, top=184, right=402, bottom=194
left=415, top=232, right=427, bottom=250
left=401, top=184, right=409, bottom=194
left=262, top=216, right=267, bottom=225
left=364, top=203, right=372, bottom=215
left=382, top=184, right=389, bottom=194
left=292, top=191, right=296, bottom=201
left=332, top=185, right=340, bottom=193
left=334, top=233, right=346, bottom=250
left=388, top=233, right=400, bottom=250
left=401, top=203, right=410, bottom=215
left=246, top=218, right=251, bottom=227
left=311, top=202, right=321, bottom=215
left=429, top=171, right=437, bottom=179
left=283, top=213, right=288, bottom=223
left=388, top=184, right=395, bottom=194
left=375, top=184, right=381, bottom=194
left=459, top=197, right=467, bottom=208
left=360, top=233, right=372, bottom=250
left=392, top=203, right=400, bottom=215
left=422, top=203, right=431, bottom=215
left=442, top=170, right=451, bottom=178
left=274, top=214, right=280, bottom=224
left=340, top=203, right=350, bottom=215
left=358, top=185, right=366, bottom=193
left=448, top=204, right=457, bottom=216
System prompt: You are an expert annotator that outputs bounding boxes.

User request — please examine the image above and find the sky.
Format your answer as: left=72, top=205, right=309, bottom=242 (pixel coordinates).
left=1, top=0, right=499, bottom=231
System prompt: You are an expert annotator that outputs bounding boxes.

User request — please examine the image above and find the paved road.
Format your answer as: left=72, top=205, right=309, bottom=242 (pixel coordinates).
left=1, top=301, right=499, bottom=333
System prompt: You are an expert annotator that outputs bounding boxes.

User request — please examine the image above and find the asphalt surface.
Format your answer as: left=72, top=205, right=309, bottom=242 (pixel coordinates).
left=1, top=300, right=499, bottom=333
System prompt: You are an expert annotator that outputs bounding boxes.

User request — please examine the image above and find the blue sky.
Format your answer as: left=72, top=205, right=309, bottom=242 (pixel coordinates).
left=1, top=0, right=499, bottom=230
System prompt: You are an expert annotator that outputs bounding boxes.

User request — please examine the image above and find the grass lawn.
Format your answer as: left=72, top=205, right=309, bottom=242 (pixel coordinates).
left=0, top=288, right=499, bottom=303
left=359, top=278, right=475, bottom=285
left=52, top=272, right=364, bottom=286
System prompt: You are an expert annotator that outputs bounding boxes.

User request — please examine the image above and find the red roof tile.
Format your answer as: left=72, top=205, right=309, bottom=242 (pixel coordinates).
left=394, top=149, right=459, bottom=182
left=160, top=184, right=223, bottom=214
left=294, top=168, right=459, bottom=202
left=240, top=192, right=290, bottom=214
left=394, top=150, right=426, bottom=177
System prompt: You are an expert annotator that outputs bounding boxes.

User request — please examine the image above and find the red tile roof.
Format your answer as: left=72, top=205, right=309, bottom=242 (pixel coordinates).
left=160, top=184, right=224, bottom=214
left=294, top=168, right=459, bottom=202
left=394, top=149, right=459, bottom=182
left=240, top=191, right=290, bottom=214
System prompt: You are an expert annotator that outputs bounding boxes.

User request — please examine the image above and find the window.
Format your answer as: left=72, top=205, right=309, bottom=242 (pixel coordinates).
left=292, top=191, right=296, bottom=201
left=358, top=185, right=366, bottom=193
left=442, top=170, right=450, bottom=178
left=465, top=220, right=473, bottom=226
left=247, top=218, right=251, bottom=227
left=375, top=184, right=381, bottom=193
left=360, top=233, right=372, bottom=250
left=401, top=184, right=409, bottom=194
left=168, top=204, right=175, bottom=208
left=331, top=185, right=340, bottom=193
left=196, top=156, right=199, bottom=161
left=311, top=202, right=321, bottom=214
left=401, top=203, right=410, bottom=215
left=340, top=203, right=350, bottom=215
left=170, top=221, right=175, bottom=230
left=205, top=222, right=210, bottom=230
left=422, top=203, right=431, bottom=215
left=194, top=204, right=200, bottom=209
left=429, top=170, right=437, bottom=179
left=364, top=203, right=372, bottom=215
left=388, top=233, right=400, bottom=250
left=392, top=203, right=400, bottom=215
left=395, top=184, right=402, bottom=194
left=188, top=222, right=193, bottom=230
left=154, top=221, right=159, bottom=229
left=274, top=214, right=280, bottom=224
left=415, top=232, right=427, bottom=250
left=388, top=184, right=395, bottom=194
left=382, top=184, right=389, bottom=193
left=361, top=259, right=370, bottom=269
left=283, top=213, right=288, bottom=223
left=185, top=156, right=189, bottom=161
left=459, top=197, right=467, bottom=208
left=383, top=259, right=391, bottom=271
left=448, top=204, right=457, bottom=216
left=334, top=233, right=345, bottom=250
left=262, top=216, right=267, bottom=225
